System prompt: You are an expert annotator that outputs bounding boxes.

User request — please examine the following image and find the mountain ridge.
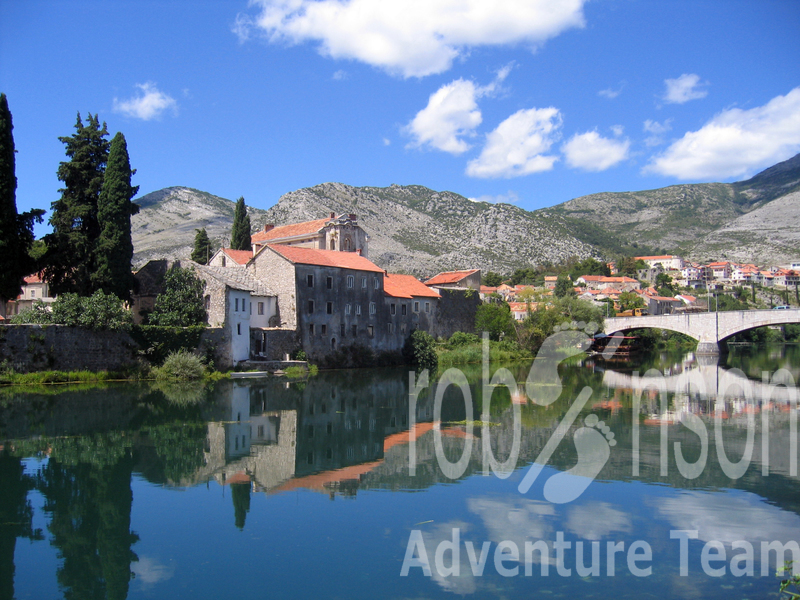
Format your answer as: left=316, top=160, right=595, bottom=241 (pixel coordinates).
left=131, top=153, right=800, bottom=273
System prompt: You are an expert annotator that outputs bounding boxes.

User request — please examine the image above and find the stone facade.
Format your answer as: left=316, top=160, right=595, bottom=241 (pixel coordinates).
left=428, top=288, right=482, bottom=339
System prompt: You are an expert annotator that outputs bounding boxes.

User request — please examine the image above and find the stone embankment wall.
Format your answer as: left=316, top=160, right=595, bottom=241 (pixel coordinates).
left=0, top=325, right=228, bottom=372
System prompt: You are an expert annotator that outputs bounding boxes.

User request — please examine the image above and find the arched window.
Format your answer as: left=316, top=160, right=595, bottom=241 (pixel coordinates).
left=331, top=337, right=336, bottom=350
left=330, top=239, right=336, bottom=250
left=344, top=237, right=351, bottom=251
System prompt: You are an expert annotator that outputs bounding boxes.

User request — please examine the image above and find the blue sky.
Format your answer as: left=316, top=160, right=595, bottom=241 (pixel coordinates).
left=2, top=0, right=799, bottom=237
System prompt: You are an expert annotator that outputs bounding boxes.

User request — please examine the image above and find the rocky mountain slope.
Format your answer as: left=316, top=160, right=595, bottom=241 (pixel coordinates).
left=131, top=187, right=269, bottom=266
left=131, top=153, right=800, bottom=272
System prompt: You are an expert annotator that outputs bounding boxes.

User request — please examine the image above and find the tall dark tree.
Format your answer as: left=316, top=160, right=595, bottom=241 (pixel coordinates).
left=92, top=132, right=139, bottom=300
left=43, top=113, right=110, bottom=296
left=0, top=93, right=44, bottom=316
left=554, top=274, right=575, bottom=298
left=230, top=197, right=251, bottom=251
left=191, top=228, right=213, bottom=265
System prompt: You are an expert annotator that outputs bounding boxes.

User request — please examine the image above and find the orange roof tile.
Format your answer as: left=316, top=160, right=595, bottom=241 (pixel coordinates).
left=635, top=255, right=678, bottom=260
left=384, top=273, right=440, bottom=299
left=424, top=269, right=479, bottom=286
left=222, top=248, right=252, bottom=265
left=266, top=244, right=384, bottom=273
left=251, top=218, right=331, bottom=243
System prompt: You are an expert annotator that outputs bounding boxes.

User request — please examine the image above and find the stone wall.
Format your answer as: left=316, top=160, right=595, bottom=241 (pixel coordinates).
left=250, top=328, right=300, bottom=360
left=0, top=325, right=229, bottom=372
left=429, top=288, right=481, bottom=339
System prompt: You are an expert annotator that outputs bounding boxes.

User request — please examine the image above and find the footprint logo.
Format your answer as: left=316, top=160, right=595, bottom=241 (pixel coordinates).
left=525, top=321, right=597, bottom=406
left=518, top=321, right=614, bottom=503
left=541, top=414, right=616, bottom=504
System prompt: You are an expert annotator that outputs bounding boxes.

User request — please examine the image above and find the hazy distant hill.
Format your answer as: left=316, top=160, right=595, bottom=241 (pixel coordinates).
left=131, top=153, right=800, bottom=272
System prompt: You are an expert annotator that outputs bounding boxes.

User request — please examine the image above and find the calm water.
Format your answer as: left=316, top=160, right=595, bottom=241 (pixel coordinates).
left=1, top=345, right=799, bottom=600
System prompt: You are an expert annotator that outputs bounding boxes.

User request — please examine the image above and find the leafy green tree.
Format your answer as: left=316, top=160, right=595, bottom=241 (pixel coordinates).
left=617, top=256, right=646, bottom=277
left=475, top=302, right=516, bottom=341
left=510, top=267, right=537, bottom=286
left=93, top=132, right=139, bottom=300
left=0, top=93, right=44, bottom=315
left=655, top=273, right=674, bottom=296
left=149, top=266, right=207, bottom=327
left=191, top=228, right=213, bottom=265
left=230, top=197, right=251, bottom=251
left=43, top=113, right=110, bottom=296
left=13, top=290, right=132, bottom=330
left=568, top=257, right=610, bottom=280
left=482, top=271, right=503, bottom=287
left=402, top=329, right=438, bottom=371
left=554, top=275, right=575, bottom=298
left=618, top=291, right=646, bottom=311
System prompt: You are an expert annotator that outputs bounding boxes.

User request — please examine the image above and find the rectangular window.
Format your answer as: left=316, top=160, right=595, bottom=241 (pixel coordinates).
left=369, top=302, right=376, bottom=315
left=30, top=289, right=35, bottom=298
left=347, top=275, right=354, bottom=288
left=237, top=323, right=241, bottom=335
left=326, top=276, right=333, bottom=289
left=345, top=303, right=351, bottom=315
left=308, top=299, right=315, bottom=314
left=234, top=297, right=239, bottom=311
left=400, top=323, right=406, bottom=334
left=321, top=324, right=327, bottom=335
left=258, top=302, right=264, bottom=315
left=390, top=304, right=396, bottom=315
left=425, top=302, right=430, bottom=313
left=309, top=324, right=315, bottom=335
left=355, top=304, right=361, bottom=316
left=373, top=277, right=379, bottom=289
left=401, top=304, right=407, bottom=316
left=340, top=323, right=346, bottom=336
left=352, top=324, right=358, bottom=337
left=414, top=301, right=420, bottom=313
left=367, top=325, right=374, bottom=338
left=327, top=302, right=333, bottom=314
left=307, top=274, right=314, bottom=287
left=361, top=276, right=367, bottom=288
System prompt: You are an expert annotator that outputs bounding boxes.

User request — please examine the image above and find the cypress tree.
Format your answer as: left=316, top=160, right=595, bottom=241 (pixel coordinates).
left=43, top=113, right=110, bottom=296
left=230, top=197, right=251, bottom=251
left=191, top=228, right=213, bottom=264
left=0, top=93, right=44, bottom=315
left=93, top=132, right=139, bottom=300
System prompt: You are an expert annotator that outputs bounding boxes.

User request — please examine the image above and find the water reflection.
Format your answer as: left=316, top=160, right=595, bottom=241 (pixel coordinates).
left=0, top=346, right=797, bottom=598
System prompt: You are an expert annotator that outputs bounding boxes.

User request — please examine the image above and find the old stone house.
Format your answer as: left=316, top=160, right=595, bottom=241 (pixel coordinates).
left=251, top=213, right=369, bottom=257
left=424, top=269, right=481, bottom=290
left=3, top=273, right=56, bottom=318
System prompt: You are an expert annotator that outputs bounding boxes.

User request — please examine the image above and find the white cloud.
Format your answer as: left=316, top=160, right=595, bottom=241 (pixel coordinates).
left=405, top=79, right=483, bottom=154
left=663, top=73, right=708, bottom=104
left=562, top=130, right=630, bottom=171
left=466, top=107, right=562, bottom=178
left=468, top=190, right=520, bottom=204
left=235, top=0, right=586, bottom=78
left=598, top=82, right=625, bottom=99
left=332, top=69, right=348, bottom=80
left=643, top=118, right=672, bottom=147
left=610, top=124, right=624, bottom=137
left=113, top=83, right=177, bottom=121
left=382, top=137, right=391, bottom=146
left=405, top=66, right=512, bottom=154
left=645, top=87, right=800, bottom=180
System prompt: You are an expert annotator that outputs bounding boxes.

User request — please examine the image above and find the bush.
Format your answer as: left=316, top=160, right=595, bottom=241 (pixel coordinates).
left=403, top=330, right=438, bottom=371
left=447, top=331, right=481, bottom=347
left=149, top=266, right=207, bottom=327
left=152, top=350, right=205, bottom=381
left=11, top=290, right=132, bottom=330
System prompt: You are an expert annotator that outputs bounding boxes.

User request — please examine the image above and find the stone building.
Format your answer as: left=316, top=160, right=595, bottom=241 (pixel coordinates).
left=424, top=269, right=481, bottom=290
left=3, top=273, right=56, bottom=318
left=251, top=213, right=370, bottom=257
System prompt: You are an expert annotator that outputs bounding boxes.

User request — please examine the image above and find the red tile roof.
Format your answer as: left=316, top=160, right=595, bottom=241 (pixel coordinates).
left=266, top=244, right=384, bottom=273
left=384, top=273, right=440, bottom=299
left=23, top=273, right=44, bottom=284
left=424, top=269, right=479, bottom=286
left=222, top=248, right=252, bottom=265
left=251, top=218, right=331, bottom=243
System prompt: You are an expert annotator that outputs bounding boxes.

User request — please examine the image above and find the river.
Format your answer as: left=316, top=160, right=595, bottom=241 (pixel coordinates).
left=0, top=344, right=798, bottom=599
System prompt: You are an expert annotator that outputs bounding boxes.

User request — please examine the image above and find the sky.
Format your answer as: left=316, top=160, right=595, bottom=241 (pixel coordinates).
left=2, top=0, right=799, bottom=238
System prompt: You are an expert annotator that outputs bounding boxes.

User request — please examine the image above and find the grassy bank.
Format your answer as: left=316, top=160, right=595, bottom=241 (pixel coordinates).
left=436, top=337, right=532, bottom=368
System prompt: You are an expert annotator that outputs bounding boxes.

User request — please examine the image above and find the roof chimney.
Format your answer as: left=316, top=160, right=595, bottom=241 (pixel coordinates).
left=330, top=212, right=336, bottom=219
left=349, top=213, right=357, bottom=221
left=356, top=248, right=362, bottom=256
left=263, top=224, right=274, bottom=232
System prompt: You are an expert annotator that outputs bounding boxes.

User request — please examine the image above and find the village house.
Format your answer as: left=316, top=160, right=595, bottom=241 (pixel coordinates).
left=251, top=212, right=369, bottom=256
left=635, top=255, right=685, bottom=270
left=575, top=275, right=640, bottom=292
left=3, top=273, right=56, bottom=318
left=424, top=269, right=481, bottom=290
left=707, top=261, right=733, bottom=281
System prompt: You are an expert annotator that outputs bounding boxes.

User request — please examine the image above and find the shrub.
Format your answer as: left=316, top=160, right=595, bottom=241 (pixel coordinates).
left=10, top=290, right=132, bottom=330
left=153, top=350, right=205, bottom=381
left=403, top=329, right=438, bottom=371
left=447, top=331, right=481, bottom=347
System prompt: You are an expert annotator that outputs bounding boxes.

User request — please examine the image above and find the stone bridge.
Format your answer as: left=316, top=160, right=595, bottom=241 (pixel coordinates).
left=605, top=309, right=800, bottom=354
